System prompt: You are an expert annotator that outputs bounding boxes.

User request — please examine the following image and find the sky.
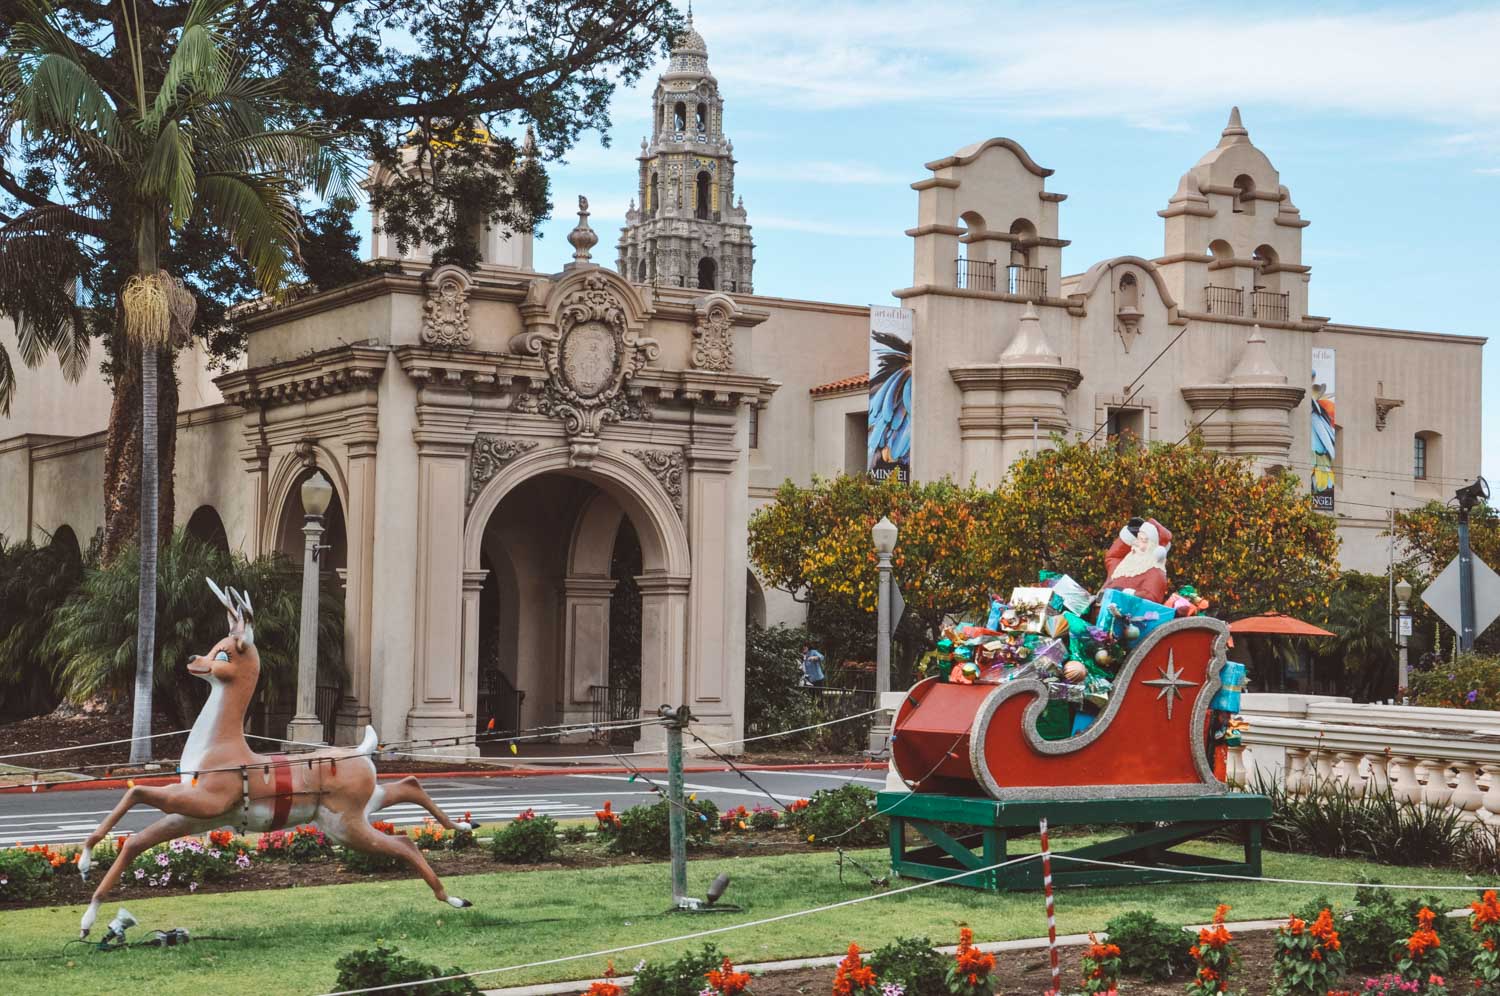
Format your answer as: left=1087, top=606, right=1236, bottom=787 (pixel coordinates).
left=377, top=0, right=1500, bottom=486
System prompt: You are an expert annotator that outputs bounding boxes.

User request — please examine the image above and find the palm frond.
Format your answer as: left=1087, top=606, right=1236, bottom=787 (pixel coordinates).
left=146, top=5, right=230, bottom=130
left=0, top=346, right=14, bottom=418
left=196, top=172, right=300, bottom=289
left=140, top=118, right=198, bottom=226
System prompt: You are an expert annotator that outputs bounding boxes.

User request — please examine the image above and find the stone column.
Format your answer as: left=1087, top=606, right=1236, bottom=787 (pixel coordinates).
left=636, top=572, right=691, bottom=751
left=684, top=418, right=745, bottom=746
left=335, top=421, right=378, bottom=744
left=459, top=566, right=488, bottom=729
left=405, top=406, right=475, bottom=754
left=561, top=576, right=618, bottom=730
left=240, top=440, right=270, bottom=558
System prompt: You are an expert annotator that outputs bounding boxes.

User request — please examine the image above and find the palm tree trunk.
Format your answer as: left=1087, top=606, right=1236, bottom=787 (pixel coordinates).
left=129, top=339, right=158, bottom=764
left=128, top=209, right=161, bottom=765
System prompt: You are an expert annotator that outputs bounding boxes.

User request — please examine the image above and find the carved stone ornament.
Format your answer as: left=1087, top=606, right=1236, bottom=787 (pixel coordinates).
left=625, top=448, right=684, bottom=518
left=422, top=265, right=473, bottom=348
left=468, top=434, right=539, bottom=506
left=691, top=300, right=734, bottom=372
left=518, top=272, right=660, bottom=465
left=293, top=438, right=319, bottom=470
left=1375, top=397, right=1404, bottom=432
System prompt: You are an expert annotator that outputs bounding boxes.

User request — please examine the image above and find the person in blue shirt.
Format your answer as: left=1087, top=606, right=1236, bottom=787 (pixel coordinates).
left=799, top=644, right=826, bottom=687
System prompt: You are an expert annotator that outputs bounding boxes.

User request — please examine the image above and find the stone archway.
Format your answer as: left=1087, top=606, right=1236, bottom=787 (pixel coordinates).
left=463, top=446, right=691, bottom=746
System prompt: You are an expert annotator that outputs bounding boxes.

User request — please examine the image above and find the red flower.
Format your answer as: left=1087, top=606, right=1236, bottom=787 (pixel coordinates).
left=705, top=956, right=752, bottom=995
left=1473, top=890, right=1500, bottom=927
left=833, top=943, right=877, bottom=995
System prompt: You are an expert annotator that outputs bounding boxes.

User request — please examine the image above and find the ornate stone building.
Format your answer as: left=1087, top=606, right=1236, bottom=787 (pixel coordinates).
left=0, top=22, right=1485, bottom=740
left=616, top=16, right=754, bottom=293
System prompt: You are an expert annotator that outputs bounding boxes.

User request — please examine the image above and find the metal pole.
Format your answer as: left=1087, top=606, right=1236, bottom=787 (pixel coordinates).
left=1040, top=817, right=1060, bottom=996
left=1459, top=506, right=1477, bottom=652
left=662, top=704, right=690, bottom=907
left=869, top=552, right=892, bottom=756
left=1397, top=596, right=1410, bottom=704
left=286, top=513, right=326, bottom=745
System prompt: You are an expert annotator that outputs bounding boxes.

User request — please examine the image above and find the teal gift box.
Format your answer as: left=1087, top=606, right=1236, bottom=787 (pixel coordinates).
left=1095, top=589, right=1171, bottom=642
left=1213, top=661, right=1246, bottom=713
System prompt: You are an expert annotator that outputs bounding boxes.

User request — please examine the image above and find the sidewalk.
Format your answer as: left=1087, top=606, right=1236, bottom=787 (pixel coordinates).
left=479, top=919, right=1287, bottom=995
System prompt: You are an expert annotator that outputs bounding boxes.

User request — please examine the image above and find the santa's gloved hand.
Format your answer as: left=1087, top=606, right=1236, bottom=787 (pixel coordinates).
left=1127, top=517, right=1144, bottom=534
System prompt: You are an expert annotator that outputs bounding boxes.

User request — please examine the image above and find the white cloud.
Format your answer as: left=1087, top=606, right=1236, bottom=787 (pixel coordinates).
left=686, top=1, right=1500, bottom=128
left=1474, top=167, right=1500, bottom=176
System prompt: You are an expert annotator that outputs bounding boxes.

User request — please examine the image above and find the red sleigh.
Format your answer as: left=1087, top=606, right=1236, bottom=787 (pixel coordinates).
left=891, top=616, right=1230, bottom=799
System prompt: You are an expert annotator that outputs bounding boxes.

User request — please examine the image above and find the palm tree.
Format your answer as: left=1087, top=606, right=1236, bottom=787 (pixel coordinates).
left=3, top=0, right=349, bottom=760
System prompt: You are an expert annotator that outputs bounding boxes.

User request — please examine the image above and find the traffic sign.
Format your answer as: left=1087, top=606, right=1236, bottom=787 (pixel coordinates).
left=1422, top=553, right=1500, bottom=641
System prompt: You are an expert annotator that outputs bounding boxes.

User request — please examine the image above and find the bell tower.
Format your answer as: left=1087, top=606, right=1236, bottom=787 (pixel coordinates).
left=617, top=15, right=754, bottom=293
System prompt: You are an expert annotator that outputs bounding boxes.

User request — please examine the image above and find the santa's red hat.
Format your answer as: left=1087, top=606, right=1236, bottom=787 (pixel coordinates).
left=1119, top=518, right=1172, bottom=551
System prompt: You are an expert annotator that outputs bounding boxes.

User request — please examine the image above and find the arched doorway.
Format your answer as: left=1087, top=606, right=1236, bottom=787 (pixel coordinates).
left=186, top=504, right=230, bottom=552
left=465, top=449, right=691, bottom=748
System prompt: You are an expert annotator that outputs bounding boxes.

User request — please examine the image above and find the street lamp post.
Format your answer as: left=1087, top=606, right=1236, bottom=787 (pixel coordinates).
left=869, top=516, right=898, bottom=756
left=286, top=471, right=333, bottom=746
left=1395, top=578, right=1412, bottom=704
left=1454, top=476, right=1491, bottom=653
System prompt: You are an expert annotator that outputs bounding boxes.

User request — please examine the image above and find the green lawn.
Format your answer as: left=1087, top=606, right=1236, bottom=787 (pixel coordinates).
left=0, top=838, right=1489, bottom=996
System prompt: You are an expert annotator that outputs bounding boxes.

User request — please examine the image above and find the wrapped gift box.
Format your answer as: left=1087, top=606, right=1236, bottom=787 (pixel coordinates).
left=1046, top=575, right=1094, bottom=616
left=1095, top=589, right=1171, bottom=642
left=1213, top=661, right=1246, bottom=713
left=1007, top=587, right=1052, bottom=633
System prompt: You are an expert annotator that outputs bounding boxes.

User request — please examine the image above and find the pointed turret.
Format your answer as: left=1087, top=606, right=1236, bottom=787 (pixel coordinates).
left=1228, top=325, right=1287, bottom=384
left=1000, top=302, right=1060, bottom=365
left=1220, top=106, right=1249, bottom=145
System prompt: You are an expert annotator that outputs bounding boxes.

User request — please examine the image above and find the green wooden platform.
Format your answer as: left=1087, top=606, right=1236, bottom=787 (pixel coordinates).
left=879, top=790, right=1271, bottom=892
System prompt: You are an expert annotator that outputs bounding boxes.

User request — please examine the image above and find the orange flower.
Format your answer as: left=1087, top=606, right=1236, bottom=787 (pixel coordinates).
left=583, top=983, right=621, bottom=996
left=705, top=956, right=752, bottom=995
left=208, top=829, right=233, bottom=848
left=1285, top=916, right=1306, bottom=936
left=1309, top=908, right=1341, bottom=951
left=1473, top=890, right=1500, bottom=927
left=832, top=943, right=877, bottom=996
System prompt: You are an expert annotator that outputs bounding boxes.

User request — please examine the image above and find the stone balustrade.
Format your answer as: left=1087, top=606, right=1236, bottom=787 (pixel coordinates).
left=1231, top=693, right=1500, bottom=823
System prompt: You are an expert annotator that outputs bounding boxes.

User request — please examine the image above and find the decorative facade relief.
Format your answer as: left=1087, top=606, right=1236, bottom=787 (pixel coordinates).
left=422, top=265, right=473, bottom=348
left=691, top=298, right=735, bottom=371
left=625, top=448, right=684, bottom=518
left=512, top=271, right=659, bottom=467
left=467, top=434, right=539, bottom=506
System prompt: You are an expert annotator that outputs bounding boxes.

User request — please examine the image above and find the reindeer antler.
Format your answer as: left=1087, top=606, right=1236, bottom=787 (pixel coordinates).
left=205, top=578, right=255, bottom=647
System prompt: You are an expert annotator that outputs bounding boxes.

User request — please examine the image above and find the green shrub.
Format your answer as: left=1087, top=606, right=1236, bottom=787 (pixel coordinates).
left=0, top=532, right=84, bottom=719
left=332, top=944, right=480, bottom=995
left=799, top=784, right=885, bottom=847
left=44, top=530, right=345, bottom=725
left=749, top=805, right=779, bottom=831
left=744, top=622, right=820, bottom=741
left=341, top=847, right=405, bottom=873
left=1102, top=910, right=1192, bottom=980
left=449, top=826, right=476, bottom=851
left=560, top=824, right=589, bottom=844
left=1255, top=773, right=1471, bottom=866
left=1294, top=887, right=1476, bottom=972
left=610, top=798, right=718, bottom=858
left=1411, top=652, right=1500, bottom=710
left=629, top=943, right=722, bottom=996
left=488, top=814, right=561, bottom=864
left=868, top=935, right=946, bottom=993
left=0, top=846, right=57, bottom=901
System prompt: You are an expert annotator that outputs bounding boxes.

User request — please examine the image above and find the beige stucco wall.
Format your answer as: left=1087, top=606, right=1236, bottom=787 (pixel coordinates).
left=0, top=317, right=113, bottom=441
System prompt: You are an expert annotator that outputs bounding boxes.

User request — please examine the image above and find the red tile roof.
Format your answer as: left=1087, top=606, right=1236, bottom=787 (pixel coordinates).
left=810, top=373, right=868, bottom=396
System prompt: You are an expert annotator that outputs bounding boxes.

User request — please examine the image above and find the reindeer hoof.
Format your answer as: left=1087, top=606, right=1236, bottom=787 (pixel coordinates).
left=446, top=896, right=472, bottom=909
left=78, top=844, right=92, bottom=879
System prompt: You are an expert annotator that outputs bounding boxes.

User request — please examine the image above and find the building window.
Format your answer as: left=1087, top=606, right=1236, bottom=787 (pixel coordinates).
left=748, top=406, right=760, bottom=449
left=1106, top=407, right=1146, bottom=449
left=1118, top=271, right=1140, bottom=309
left=695, top=171, right=711, bottom=220
left=695, top=102, right=706, bottom=132
left=697, top=256, right=717, bottom=290
left=844, top=412, right=866, bottom=474
left=673, top=102, right=686, bottom=131
left=1414, top=435, right=1427, bottom=479
left=1414, top=431, right=1441, bottom=481
left=1233, top=174, right=1256, bottom=214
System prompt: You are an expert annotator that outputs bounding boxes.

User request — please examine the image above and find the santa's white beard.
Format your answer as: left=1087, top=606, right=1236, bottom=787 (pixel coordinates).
left=1112, top=544, right=1161, bottom=581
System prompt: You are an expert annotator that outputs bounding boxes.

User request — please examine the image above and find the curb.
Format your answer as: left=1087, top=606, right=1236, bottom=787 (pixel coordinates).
left=478, top=919, right=1286, bottom=995
left=0, top=760, right=886, bottom=795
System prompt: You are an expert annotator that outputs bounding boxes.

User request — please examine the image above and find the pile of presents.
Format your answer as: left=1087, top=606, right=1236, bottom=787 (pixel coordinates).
left=919, top=572, right=1245, bottom=753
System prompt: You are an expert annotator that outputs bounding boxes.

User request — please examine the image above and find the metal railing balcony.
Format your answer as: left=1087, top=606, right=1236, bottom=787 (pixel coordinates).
left=1251, top=290, right=1290, bottom=322
left=954, top=257, right=997, bottom=291
left=1204, top=284, right=1245, bottom=316
left=1006, top=264, right=1046, bottom=299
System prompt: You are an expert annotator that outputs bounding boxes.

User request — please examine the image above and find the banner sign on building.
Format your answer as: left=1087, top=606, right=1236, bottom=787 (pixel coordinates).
left=1310, top=346, right=1336, bottom=511
left=868, top=306, right=914, bottom=481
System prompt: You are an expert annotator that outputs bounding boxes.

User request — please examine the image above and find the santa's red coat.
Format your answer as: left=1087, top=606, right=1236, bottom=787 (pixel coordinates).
left=1102, top=536, right=1169, bottom=603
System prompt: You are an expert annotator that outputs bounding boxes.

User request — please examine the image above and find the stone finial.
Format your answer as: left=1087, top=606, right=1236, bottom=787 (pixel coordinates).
left=1228, top=325, right=1287, bottom=384
left=1168, top=171, right=1209, bottom=206
left=566, top=195, right=598, bottom=267
left=1220, top=106, right=1250, bottom=145
left=1000, top=302, right=1061, bottom=365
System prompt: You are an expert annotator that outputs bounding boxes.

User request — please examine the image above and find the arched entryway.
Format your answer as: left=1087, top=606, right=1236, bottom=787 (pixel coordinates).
left=185, top=504, right=230, bottom=552
left=464, top=448, right=691, bottom=747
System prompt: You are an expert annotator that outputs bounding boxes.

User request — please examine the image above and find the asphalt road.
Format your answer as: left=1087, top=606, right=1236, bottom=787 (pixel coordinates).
left=0, top=767, right=884, bottom=847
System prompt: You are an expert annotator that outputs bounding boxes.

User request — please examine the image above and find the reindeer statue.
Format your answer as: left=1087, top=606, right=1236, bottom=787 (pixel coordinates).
left=77, top=580, right=474, bottom=937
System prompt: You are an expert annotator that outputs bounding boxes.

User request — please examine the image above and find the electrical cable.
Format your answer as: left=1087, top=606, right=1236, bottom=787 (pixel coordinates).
left=1083, top=323, right=1192, bottom=444
left=684, top=729, right=799, bottom=808
left=1050, top=853, right=1498, bottom=891
left=0, top=729, right=192, bottom=762
left=313, top=851, right=1047, bottom=996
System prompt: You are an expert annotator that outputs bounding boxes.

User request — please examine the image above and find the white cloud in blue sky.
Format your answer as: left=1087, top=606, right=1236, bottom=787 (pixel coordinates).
left=456, top=0, right=1499, bottom=484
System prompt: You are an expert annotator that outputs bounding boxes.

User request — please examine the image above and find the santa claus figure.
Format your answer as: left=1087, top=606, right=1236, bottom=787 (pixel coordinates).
left=1102, top=517, right=1172, bottom=603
